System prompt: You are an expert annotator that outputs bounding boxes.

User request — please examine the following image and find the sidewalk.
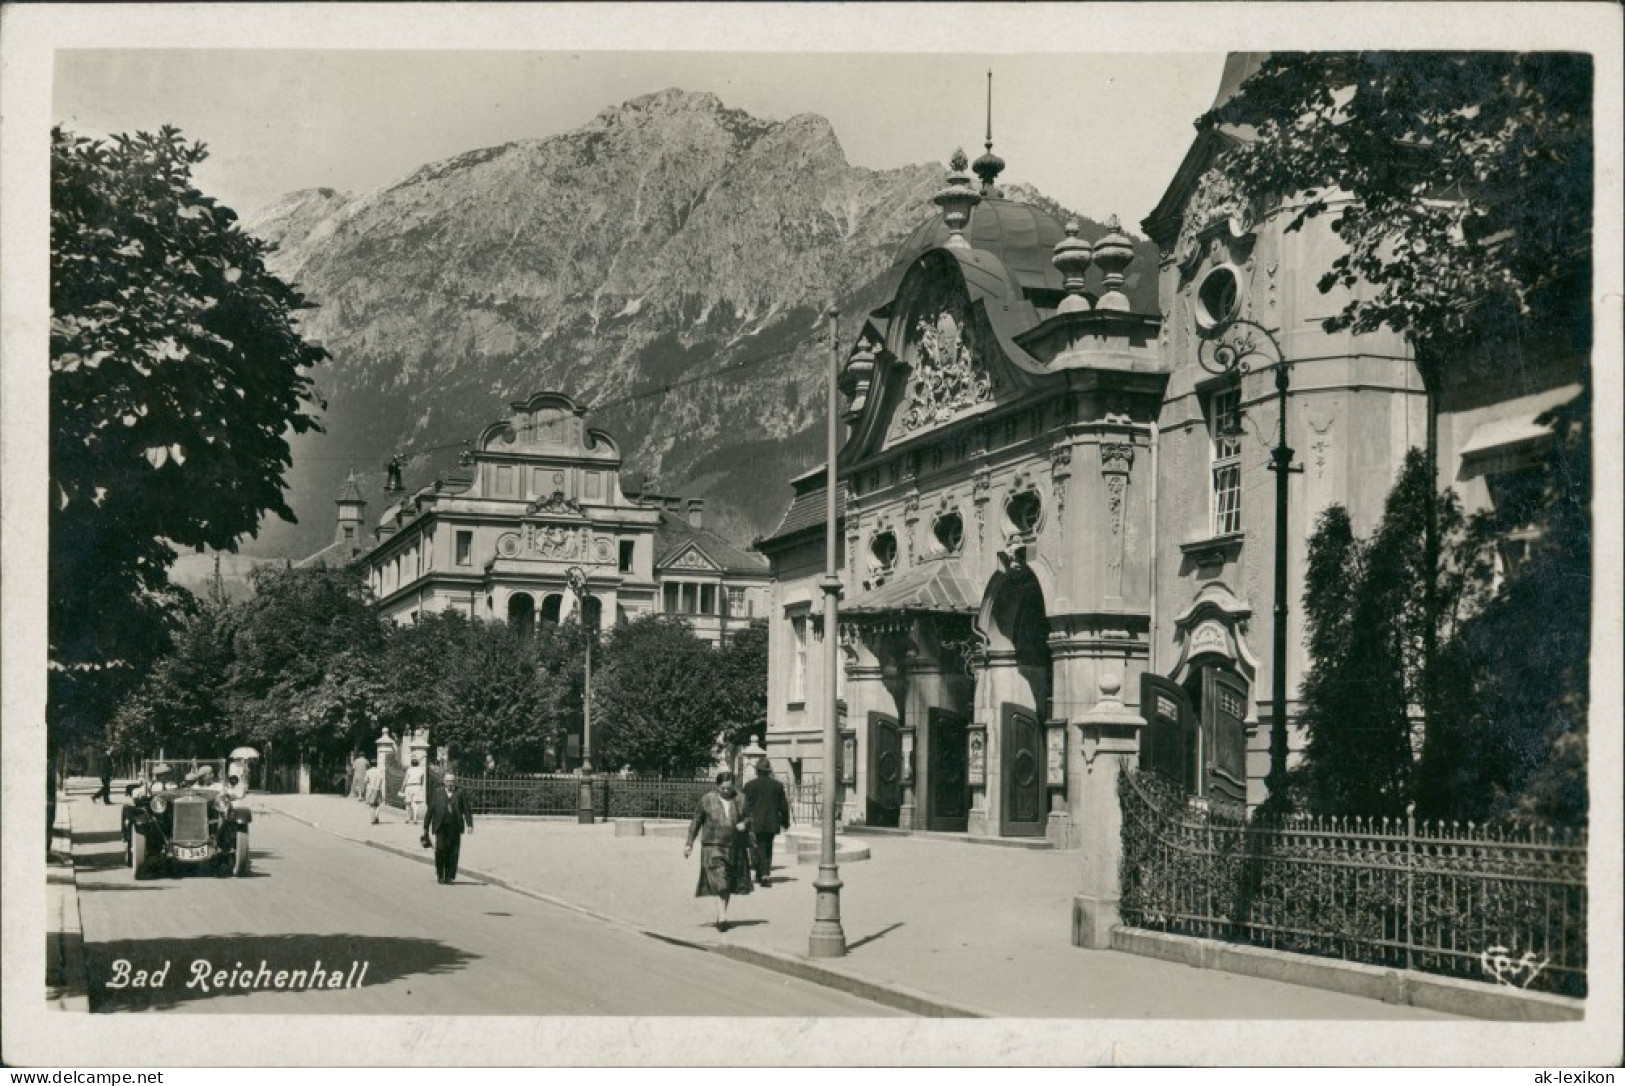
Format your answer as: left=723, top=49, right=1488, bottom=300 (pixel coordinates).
left=255, top=793, right=1458, bottom=1020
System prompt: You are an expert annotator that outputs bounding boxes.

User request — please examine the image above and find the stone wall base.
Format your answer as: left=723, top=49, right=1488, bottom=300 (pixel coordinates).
left=1107, top=926, right=1584, bottom=1022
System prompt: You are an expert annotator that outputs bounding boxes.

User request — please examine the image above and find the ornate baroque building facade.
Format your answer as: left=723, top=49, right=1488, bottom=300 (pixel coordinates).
left=757, top=55, right=1584, bottom=861
left=303, top=391, right=770, bottom=648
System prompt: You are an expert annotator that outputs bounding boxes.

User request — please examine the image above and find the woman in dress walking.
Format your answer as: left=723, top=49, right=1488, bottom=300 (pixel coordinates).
left=683, top=770, right=753, bottom=931
left=400, top=755, right=426, bottom=824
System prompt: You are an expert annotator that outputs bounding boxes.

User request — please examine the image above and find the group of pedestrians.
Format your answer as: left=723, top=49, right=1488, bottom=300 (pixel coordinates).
left=350, top=750, right=474, bottom=885
left=346, top=747, right=792, bottom=916
left=684, top=758, right=791, bottom=932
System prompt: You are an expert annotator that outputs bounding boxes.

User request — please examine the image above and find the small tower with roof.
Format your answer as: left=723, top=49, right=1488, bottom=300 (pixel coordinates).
left=335, top=469, right=367, bottom=550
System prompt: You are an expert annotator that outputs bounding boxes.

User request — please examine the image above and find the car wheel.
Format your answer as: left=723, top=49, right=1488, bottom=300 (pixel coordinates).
left=131, top=833, right=148, bottom=880
left=233, top=831, right=250, bottom=876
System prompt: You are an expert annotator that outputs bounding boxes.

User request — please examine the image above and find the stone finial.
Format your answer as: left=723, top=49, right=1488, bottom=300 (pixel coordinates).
left=933, top=148, right=981, bottom=249
left=1052, top=221, right=1094, bottom=313
left=1093, top=214, right=1135, bottom=312
left=1078, top=670, right=1144, bottom=727
left=839, top=341, right=877, bottom=423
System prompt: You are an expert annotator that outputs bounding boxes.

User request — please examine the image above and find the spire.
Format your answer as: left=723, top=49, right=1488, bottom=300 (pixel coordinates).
left=972, top=69, right=1005, bottom=196
left=337, top=468, right=366, bottom=505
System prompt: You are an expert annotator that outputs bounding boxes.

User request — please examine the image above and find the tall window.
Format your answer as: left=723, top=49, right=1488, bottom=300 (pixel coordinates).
left=1208, top=384, right=1243, bottom=536
left=619, top=540, right=635, bottom=573
left=456, top=530, right=473, bottom=566
left=726, top=586, right=747, bottom=616
left=790, top=615, right=808, bottom=704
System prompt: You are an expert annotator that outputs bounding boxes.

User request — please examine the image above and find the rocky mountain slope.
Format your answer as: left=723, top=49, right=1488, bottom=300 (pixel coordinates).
left=244, top=89, right=1158, bottom=560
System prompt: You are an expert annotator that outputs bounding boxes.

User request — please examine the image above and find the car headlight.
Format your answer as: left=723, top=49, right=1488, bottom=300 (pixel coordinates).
left=151, top=795, right=168, bottom=814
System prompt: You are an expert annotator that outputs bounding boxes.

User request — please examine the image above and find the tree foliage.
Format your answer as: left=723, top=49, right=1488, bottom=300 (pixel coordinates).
left=1297, top=451, right=1492, bottom=818
left=592, top=615, right=728, bottom=776
left=50, top=125, right=328, bottom=742
left=713, top=620, right=770, bottom=749
left=1204, top=53, right=1592, bottom=355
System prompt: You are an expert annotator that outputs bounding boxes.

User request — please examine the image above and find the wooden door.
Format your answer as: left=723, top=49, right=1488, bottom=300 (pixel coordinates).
left=867, top=711, right=902, bottom=828
left=926, top=707, right=968, bottom=832
left=1202, top=666, right=1249, bottom=806
left=1141, top=673, right=1196, bottom=794
left=999, top=704, right=1044, bottom=836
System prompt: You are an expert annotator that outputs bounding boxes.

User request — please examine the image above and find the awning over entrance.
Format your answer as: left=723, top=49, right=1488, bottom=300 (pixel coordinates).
left=843, top=560, right=979, bottom=616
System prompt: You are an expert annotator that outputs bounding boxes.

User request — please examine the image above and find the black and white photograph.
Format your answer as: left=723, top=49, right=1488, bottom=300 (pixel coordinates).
left=3, top=1, right=1620, bottom=1071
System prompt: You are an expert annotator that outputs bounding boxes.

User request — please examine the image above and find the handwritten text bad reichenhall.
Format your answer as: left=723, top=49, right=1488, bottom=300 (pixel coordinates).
left=106, top=958, right=370, bottom=992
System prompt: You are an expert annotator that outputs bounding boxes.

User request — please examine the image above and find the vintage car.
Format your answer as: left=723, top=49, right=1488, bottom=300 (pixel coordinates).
left=126, top=758, right=253, bottom=878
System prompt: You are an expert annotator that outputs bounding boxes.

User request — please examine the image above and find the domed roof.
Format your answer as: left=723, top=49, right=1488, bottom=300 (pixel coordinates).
left=888, top=197, right=1069, bottom=296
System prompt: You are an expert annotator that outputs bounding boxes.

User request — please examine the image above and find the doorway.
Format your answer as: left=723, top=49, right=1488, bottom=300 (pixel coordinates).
left=867, top=711, right=902, bottom=827
left=926, top=707, right=969, bottom=832
left=999, top=704, right=1044, bottom=836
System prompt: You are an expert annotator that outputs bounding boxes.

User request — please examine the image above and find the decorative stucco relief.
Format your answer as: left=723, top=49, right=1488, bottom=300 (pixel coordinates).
left=892, top=304, right=995, bottom=439
left=1307, top=412, right=1335, bottom=480
left=1177, top=166, right=1254, bottom=275
left=1049, top=444, right=1073, bottom=530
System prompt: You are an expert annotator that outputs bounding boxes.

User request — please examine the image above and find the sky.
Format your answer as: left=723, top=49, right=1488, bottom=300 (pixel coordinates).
left=53, top=49, right=1229, bottom=228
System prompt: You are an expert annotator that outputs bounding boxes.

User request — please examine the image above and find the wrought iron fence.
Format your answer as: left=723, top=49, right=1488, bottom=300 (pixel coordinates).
left=787, top=775, right=824, bottom=825
left=1118, top=769, right=1588, bottom=997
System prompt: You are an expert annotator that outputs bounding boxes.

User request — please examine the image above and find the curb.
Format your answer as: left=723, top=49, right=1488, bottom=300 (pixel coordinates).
left=47, top=802, right=91, bottom=1012
left=844, top=825, right=1055, bottom=851
left=261, top=801, right=984, bottom=1018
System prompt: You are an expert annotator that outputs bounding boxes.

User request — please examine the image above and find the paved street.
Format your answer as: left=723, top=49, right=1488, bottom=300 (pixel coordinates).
left=66, top=790, right=899, bottom=1015
left=257, top=793, right=1462, bottom=1020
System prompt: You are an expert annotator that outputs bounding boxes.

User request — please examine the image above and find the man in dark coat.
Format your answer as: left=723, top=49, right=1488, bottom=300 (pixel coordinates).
left=423, top=770, right=474, bottom=884
left=95, top=752, right=114, bottom=805
left=741, top=758, right=791, bottom=884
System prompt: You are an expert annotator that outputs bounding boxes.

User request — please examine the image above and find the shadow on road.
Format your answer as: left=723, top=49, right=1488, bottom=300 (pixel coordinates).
left=86, top=933, right=479, bottom=1012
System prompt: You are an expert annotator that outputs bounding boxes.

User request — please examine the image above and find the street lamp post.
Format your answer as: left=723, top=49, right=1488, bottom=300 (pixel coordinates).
left=808, top=305, right=847, bottom=958
left=1198, top=318, right=1300, bottom=811
left=566, top=565, right=595, bottom=824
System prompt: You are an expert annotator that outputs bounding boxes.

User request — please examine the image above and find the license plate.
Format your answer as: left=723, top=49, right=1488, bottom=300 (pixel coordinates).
left=173, top=845, right=210, bottom=861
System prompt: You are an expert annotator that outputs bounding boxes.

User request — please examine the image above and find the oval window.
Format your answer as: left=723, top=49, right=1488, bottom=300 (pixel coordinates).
left=932, top=512, right=964, bottom=554
left=1006, top=491, right=1042, bottom=535
left=871, top=531, right=898, bottom=570
left=1195, top=265, right=1242, bottom=331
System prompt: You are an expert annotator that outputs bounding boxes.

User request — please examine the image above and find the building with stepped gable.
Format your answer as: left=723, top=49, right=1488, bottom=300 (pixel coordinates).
left=304, top=391, right=770, bottom=647
left=757, top=53, right=1586, bottom=875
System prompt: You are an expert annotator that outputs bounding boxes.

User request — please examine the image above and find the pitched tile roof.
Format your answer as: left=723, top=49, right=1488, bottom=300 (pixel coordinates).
left=653, top=510, right=768, bottom=575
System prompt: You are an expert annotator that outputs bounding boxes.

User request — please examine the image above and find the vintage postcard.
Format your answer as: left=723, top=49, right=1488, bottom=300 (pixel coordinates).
left=3, top=2, right=1620, bottom=1070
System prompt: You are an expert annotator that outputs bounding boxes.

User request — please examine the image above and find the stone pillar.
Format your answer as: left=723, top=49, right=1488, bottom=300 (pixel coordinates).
left=1071, top=671, right=1145, bottom=949
left=376, top=731, right=397, bottom=773
left=297, top=760, right=311, bottom=795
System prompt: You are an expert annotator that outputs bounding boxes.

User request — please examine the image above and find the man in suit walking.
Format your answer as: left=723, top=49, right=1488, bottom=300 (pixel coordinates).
left=741, top=758, right=791, bottom=884
left=422, top=770, right=474, bottom=884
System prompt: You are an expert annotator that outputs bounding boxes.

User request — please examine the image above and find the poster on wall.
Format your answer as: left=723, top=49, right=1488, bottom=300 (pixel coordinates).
left=1045, top=725, right=1066, bottom=788
left=967, top=727, right=987, bottom=787
left=840, top=732, right=857, bottom=786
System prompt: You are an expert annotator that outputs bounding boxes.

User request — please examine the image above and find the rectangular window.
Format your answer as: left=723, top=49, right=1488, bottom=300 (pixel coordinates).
left=456, top=531, right=473, bottom=566
left=1208, top=384, right=1243, bottom=536
left=619, top=540, right=635, bottom=573
left=700, top=584, right=717, bottom=615
left=726, top=587, right=746, bottom=616
left=790, top=615, right=808, bottom=703
left=663, top=583, right=680, bottom=613
left=343, top=525, right=355, bottom=542
left=682, top=583, right=698, bottom=614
